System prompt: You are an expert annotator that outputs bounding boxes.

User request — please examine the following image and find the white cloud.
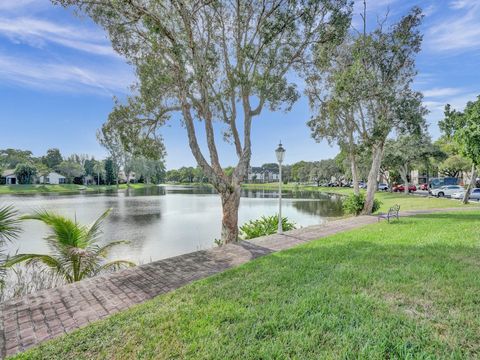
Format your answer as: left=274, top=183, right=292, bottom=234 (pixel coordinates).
left=423, top=87, right=464, bottom=98
left=0, top=54, right=134, bottom=95
left=423, top=4, right=437, bottom=17
left=0, top=17, right=116, bottom=56
left=427, top=1, right=480, bottom=52
left=0, top=0, right=39, bottom=10
left=449, top=0, right=478, bottom=9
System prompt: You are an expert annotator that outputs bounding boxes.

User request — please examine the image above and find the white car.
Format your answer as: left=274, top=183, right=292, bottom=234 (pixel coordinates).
left=377, top=183, right=389, bottom=191
left=452, top=188, right=480, bottom=201
left=431, top=185, right=463, bottom=198
left=451, top=190, right=466, bottom=199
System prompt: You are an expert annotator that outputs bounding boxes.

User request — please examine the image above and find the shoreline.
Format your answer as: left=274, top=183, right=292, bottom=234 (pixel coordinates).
left=0, top=183, right=158, bottom=196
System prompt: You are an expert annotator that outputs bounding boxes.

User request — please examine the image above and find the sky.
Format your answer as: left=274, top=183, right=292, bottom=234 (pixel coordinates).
left=0, top=0, right=479, bottom=169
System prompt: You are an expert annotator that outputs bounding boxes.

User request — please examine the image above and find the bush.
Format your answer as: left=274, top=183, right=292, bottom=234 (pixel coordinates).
left=343, top=193, right=381, bottom=216
left=240, top=215, right=296, bottom=239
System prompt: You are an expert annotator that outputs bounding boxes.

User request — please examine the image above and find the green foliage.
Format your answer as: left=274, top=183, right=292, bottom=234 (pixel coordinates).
left=4, top=209, right=135, bottom=283
left=439, top=155, right=471, bottom=177
left=343, top=193, right=381, bottom=216
left=104, top=159, right=116, bottom=185
left=240, top=215, right=296, bottom=239
left=14, top=163, right=37, bottom=184
left=42, top=148, right=63, bottom=169
left=0, top=205, right=22, bottom=290
left=0, top=148, right=34, bottom=169
left=0, top=205, right=21, bottom=243
left=56, top=161, right=84, bottom=183
left=441, top=97, right=480, bottom=166
left=166, top=167, right=207, bottom=183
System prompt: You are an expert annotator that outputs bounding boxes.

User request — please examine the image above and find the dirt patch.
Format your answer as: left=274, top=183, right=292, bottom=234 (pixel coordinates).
left=383, top=292, right=435, bottom=320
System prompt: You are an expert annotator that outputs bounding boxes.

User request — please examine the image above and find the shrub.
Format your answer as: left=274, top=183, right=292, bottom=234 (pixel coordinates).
left=343, top=193, right=381, bottom=216
left=240, top=215, right=296, bottom=239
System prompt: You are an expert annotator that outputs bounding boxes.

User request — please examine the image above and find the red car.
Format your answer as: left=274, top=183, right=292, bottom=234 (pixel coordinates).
left=419, top=183, right=428, bottom=191
left=393, top=184, right=417, bottom=193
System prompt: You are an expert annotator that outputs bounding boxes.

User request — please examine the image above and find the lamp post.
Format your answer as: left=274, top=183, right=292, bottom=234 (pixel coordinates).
left=275, top=142, right=285, bottom=234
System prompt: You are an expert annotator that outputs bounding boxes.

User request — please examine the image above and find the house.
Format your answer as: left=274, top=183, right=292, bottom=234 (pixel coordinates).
left=247, top=167, right=280, bottom=183
left=1, top=170, right=17, bottom=185
left=118, top=171, right=137, bottom=184
left=83, top=175, right=95, bottom=185
left=39, top=172, right=66, bottom=185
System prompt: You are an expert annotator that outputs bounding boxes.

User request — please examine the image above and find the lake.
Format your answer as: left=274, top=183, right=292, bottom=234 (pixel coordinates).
left=2, top=185, right=344, bottom=264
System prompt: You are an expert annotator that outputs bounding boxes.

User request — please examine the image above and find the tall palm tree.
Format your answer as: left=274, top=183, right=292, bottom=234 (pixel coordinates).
left=5, top=208, right=135, bottom=283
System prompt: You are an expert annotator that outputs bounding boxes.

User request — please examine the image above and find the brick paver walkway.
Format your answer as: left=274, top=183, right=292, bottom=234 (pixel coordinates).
left=0, top=207, right=476, bottom=358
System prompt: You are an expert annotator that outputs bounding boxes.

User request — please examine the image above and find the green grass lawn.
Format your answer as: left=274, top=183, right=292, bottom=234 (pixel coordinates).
left=243, top=183, right=477, bottom=213
left=0, top=183, right=155, bottom=195
left=13, top=210, right=480, bottom=359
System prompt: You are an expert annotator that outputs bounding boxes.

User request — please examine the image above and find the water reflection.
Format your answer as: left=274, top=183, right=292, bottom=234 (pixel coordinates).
left=2, top=185, right=344, bottom=265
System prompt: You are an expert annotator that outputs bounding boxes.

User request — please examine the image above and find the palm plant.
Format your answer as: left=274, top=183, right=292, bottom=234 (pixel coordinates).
left=0, top=205, right=22, bottom=288
left=0, top=205, right=22, bottom=243
left=239, top=215, right=296, bottom=240
left=5, top=208, right=135, bottom=283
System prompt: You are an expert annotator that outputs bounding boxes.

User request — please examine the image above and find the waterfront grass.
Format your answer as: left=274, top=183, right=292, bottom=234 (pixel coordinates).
left=0, top=183, right=156, bottom=195
left=243, top=183, right=476, bottom=212
left=12, top=211, right=480, bottom=359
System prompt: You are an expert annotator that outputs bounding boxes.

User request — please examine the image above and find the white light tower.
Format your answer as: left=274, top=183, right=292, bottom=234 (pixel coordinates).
left=275, top=142, right=285, bottom=234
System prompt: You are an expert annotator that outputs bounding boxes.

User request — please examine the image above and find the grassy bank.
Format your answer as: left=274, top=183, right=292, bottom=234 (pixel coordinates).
left=12, top=210, right=480, bottom=359
left=0, top=183, right=156, bottom=195
left=243, top=183, right=476, bottom=213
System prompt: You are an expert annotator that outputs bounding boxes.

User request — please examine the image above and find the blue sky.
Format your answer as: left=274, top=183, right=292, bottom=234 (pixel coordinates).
left=0, top=0, right=479, bottom=169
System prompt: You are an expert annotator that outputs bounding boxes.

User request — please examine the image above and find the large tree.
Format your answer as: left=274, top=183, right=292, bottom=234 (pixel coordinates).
left=54, top=0, right=352, bottom=243
left=0, top=149, right=34, bottom=169
left=42, top=148, right=63, bottom=169
left=439, top=155, right=471, bottom=178
left=56, top=161, right=84, bottom=183
left=14, top=163, right=37, bottom=184
left=382, top=134, right=438, bottom=194
left=313, top=5, right=426, bottom=213
left=307, top=35, right=364, bottom=194
left=440, top=98, right=480, bottom=203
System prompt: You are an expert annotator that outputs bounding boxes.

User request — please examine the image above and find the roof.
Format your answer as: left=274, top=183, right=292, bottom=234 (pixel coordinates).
left=1, top=169, right=15, bottom=177
left=47, top=172, right=66, bottom=178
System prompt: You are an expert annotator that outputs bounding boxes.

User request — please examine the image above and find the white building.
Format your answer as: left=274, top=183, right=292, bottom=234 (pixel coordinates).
left=39, top=172, right=66, bottom=185
left=1, top=170, right=17, bottom=185
left=247, top=167, right=279, bottom=182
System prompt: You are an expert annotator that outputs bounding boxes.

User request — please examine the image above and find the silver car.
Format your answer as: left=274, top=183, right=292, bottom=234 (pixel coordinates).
left=470, top=188, right=480, bottom=201
left=451, top=188, right=480, bottom=201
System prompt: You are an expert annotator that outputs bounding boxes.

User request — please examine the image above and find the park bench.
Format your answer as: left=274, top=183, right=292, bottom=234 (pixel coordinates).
left=377, top=204, right=400, bottom=223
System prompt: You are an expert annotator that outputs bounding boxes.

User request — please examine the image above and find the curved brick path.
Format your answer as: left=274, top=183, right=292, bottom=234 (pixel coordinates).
left=1, top=207, right=476, bottom=358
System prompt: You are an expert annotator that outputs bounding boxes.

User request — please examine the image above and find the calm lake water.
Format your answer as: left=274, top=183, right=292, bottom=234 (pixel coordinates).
left=2, top=186, right=343, bottom=264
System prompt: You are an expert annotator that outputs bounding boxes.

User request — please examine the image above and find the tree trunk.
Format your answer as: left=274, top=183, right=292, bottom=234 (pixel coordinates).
left=399, top=166, right=409, bottom=195
left=362, top=144, right=384, bottom=214
left=462, top=164, right=477, bottom=204
left=220, top=185, right=241, bottom=244
left=350, top=153, right=360, bottom=196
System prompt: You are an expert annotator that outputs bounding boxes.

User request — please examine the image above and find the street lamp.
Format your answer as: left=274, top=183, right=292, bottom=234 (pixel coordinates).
left=275, top=142, right=285, bottom=234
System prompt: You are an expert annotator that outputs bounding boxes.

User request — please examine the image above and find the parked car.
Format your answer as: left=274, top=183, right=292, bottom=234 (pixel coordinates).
left=453, top=188, right=480, bottom=201
left=393, top=184, right=417, bottom=193
left=430, top=185, right=463, bottom=198
left=428, top=177, right=459, bottom=190
left=451, top=190, right=466, bottom=199
left=358, top=181, right=367, bottom=189
left=377, top=183, right=389, bottom=191
left=470, top=188, right=480, bottom=201
left=419, top=183, right=429, bottom=191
